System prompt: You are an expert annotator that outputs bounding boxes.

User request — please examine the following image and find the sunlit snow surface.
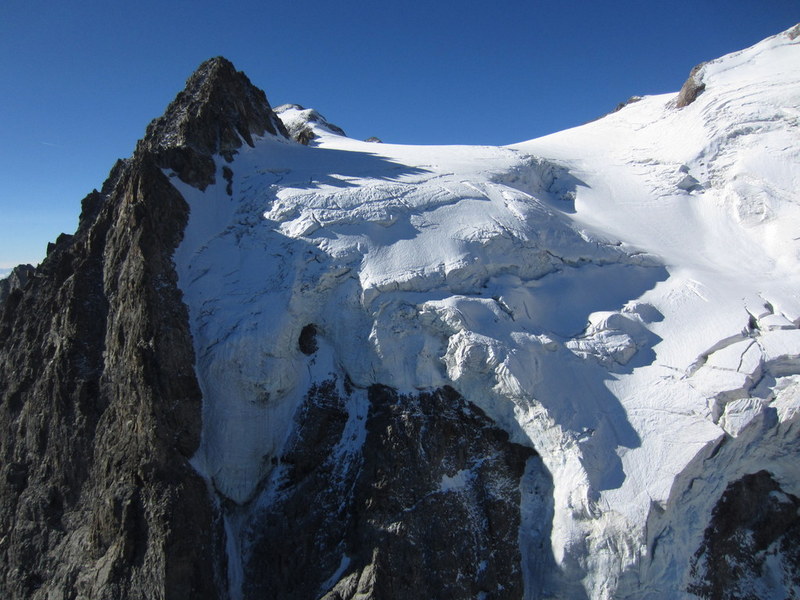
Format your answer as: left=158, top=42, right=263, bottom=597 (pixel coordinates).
left=173, top=28, right=800, bottom=599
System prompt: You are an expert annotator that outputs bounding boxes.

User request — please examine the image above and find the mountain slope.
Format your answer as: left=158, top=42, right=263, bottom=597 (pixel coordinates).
left=2, top=27, right=799, bottom=600
left=513, top=24, right=800, bottom=598
left=173, top=26, right=799, bottom=599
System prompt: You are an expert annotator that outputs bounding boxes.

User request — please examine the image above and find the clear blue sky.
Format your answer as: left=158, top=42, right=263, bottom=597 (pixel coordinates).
left=1, top=0, right=797, bottom=269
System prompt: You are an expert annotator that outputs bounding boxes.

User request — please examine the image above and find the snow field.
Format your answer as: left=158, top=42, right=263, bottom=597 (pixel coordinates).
left=174, top=26, right=800, bottom=599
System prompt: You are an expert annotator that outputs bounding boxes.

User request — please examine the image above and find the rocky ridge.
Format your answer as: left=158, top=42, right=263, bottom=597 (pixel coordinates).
left=0, top=56, right=287, bottom=600
left=138, top=57, right=288, bottom=188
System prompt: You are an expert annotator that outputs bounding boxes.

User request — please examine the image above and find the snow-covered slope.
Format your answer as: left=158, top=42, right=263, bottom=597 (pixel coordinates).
left=173, top=26, right=800, bottom=599
left=513, top=26, right=800, bottom=598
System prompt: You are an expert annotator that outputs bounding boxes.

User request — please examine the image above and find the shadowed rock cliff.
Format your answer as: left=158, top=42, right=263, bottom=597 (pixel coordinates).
left=242, top=383, right=536, bottom=600
left=0, top=56, right=288, bottom=600
left=689, top=471, right=800, bottom=599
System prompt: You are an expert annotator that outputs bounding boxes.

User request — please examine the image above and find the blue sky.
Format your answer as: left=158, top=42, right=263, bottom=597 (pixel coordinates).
left=1, top=0, right=797, bottom=269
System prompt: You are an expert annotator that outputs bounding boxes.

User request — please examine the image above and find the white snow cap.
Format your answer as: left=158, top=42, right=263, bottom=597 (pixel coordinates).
left=173, top=24, right=800, bottom=599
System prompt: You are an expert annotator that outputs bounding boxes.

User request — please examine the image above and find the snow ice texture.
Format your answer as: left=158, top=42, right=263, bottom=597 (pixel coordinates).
left=172, top=28, right=800, bottom=599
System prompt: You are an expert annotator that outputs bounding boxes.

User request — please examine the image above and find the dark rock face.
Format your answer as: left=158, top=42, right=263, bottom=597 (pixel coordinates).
left=0, top=55, right=291, bottom=599
left=688, top=470, right=800, bottom=599
left=675, top=63, right=707, bottom=108
left=242, top=382, right=536, bottom=600
left=0, top=264, right=35, bottom=307
left=137, top=57, right=288, bottom=189
left=0, top=151, right=220, bottom=599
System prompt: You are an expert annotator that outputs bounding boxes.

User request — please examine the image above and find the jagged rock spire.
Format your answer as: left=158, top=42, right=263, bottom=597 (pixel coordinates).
left=136, top=56, right=288, bottom=189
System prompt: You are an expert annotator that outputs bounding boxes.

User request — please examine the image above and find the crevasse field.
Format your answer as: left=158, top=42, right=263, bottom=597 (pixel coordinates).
left=172, top=28, right=799, bottom=599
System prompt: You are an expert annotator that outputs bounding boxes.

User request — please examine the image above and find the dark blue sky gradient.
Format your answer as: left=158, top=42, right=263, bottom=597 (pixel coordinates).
left=1, top=0, right=797, bottom=267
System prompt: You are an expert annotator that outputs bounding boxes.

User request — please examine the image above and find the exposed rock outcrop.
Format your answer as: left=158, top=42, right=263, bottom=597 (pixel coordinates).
left=688, top=470, right=800, bottom=599
left=675, top=62, right=707, bottom=108
left=274, top=103, right=347, bottom=143
left=242, top=382, right=537, bottom=600
left=612, top=96, right=642, bottom=113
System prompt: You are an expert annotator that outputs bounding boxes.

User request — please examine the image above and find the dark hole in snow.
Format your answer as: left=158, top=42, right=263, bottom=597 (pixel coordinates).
left=299, top=324, right=318, bottom=355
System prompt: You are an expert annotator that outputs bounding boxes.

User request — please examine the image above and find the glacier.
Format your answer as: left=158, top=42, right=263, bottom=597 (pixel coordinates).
left=171, top=26, right=800, bottom=599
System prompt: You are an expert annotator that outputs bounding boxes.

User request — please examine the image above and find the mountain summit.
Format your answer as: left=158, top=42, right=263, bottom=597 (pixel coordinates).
left=1, top=26, right=799, bottom=600
left=137, top=56, right=288, bottom=188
